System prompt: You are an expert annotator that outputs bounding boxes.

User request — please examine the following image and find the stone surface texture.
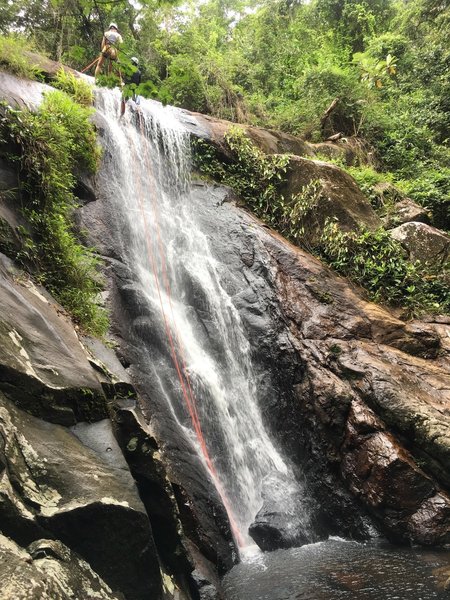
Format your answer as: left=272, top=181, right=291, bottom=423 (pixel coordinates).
left=389, top=197, right=431, bottom=226
left=0, top=247, right=196, bottom=598
left=0, top=534, right=121, bottom=600
left=390, top=221, right=450, bottom=267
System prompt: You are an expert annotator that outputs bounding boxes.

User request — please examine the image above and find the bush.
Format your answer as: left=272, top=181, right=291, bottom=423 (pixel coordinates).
left=0, top=35, right=43, bottom=80
left=319, top=221, right=449, bottom=315
left=193, top=126, right=290, bottom=227
left=159, top=55, right=207, bottom=112
left=298, top=66, right=365, bottom=137
left=53, top=68, right=93, bottom=106
left=0, top=91, right=107, bottom=335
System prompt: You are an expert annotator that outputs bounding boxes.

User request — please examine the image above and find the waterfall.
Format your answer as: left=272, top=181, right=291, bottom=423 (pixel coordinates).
left=94, top=89, right=296, bottom=549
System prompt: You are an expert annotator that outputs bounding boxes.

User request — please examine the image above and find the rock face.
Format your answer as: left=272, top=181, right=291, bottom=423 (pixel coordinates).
left=0, top=69, right=225, bottom=599
left=262, top=228, right=450, bottom=546
left=0, top=270, right=165, bottom=600
left=390, top=221, right=450, bottom=267
left=1, top=62, right=450, bottom=581
left=0, top=214, right=174, bottom=599
left=387, top=197, right=431, bottom=226
left=249, top=473, right=317, bottom=551
left=175, top=181, right=450, bottom=548
left=281, top=156, right=381, bottom=240
left=0, top=255, right=106, bottom=425
left=79, top=180, right=238, bottom=578
left=0, top=534, right=121, bottom=600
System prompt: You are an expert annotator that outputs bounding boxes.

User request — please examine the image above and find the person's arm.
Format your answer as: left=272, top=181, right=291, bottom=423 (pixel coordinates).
left=118, top=34, right=123, bottom=45
left=100, top=35, right=106, bottom=49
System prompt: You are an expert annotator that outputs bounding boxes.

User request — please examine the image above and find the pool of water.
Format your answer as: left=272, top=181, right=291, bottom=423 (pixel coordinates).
left=223, top=539, right=450, bottom=600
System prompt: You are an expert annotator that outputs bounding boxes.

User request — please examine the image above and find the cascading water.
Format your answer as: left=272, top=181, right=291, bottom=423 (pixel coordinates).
left=94, top=88, right=298, bottom=549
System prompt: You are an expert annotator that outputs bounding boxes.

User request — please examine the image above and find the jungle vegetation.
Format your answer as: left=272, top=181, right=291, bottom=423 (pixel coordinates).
left=0, top=0, right=449, bottom=317
left=2, top=0, right=448, bottom=227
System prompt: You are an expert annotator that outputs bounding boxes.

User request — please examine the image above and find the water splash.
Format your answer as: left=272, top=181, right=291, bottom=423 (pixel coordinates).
left=94, top=89, right=295, bottom=549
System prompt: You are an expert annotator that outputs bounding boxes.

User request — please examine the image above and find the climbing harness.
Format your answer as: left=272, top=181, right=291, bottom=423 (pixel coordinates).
left=81, top=54, right=123, bottom=82
left=127, top=108, right=246, bottom=548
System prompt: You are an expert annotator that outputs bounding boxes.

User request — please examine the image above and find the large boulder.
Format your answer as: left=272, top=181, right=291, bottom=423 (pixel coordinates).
left=180, top=110, right=313, bottom=157
left=385, top=197, right=431, bottom=227
left=280, top=156, right=381, bottom=242
left=249, top=472, right=318, bottom=551
left=0, top=392, right=163, bottom=599
left=0, top=254, right=106, bottom=425
left=0, top=535, right=121, bottom=600
left=0, top=71, right=53, bottom=110
left=389, top=221, right=450, bottom=267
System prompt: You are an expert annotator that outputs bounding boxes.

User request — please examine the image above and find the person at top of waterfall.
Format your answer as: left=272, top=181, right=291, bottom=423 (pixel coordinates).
left=95, top=23, right=123, bottom=78
left=120, top=56, right=142, bottom=116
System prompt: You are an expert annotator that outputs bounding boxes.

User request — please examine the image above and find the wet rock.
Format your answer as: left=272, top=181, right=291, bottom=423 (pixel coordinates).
left=79, top=187, right=238, bottom=579
left=259, top=227, right=450, bottom=544
left=0, top=392, right=163, bottom=600
left=111, top=398, right=198, bottom=586
left=0, top=534, right=121, bottom=600
left=0, top=254, right=106, bottom=425
left=70, top=87, right=450, bottom=552
left=191, top=570, right=220, bottom=600
left=74, top=170, right=97, bottom=205
left=249, top=473, right=317, bottom=551
left=390, top=221, right=450, bottom=267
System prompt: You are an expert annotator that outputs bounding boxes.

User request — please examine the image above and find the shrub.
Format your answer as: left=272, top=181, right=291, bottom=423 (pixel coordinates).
left=53, top=68, right=93, bottom=106
left=0, top=91, right=107, bottom=335
left=193, top=126, right=290, bottom=228
left=319, top=221, right=449, bottom=315
left=0, top=35, right=43, bottom=80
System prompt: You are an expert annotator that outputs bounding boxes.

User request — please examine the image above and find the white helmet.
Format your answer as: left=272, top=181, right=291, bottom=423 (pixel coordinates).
left=109, top=22, right=118, bottom=30
left=131, top=56, right=139, bottom=65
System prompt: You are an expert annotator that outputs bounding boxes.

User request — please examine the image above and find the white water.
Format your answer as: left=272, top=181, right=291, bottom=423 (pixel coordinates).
left=94, top=89, right=295, bottom=548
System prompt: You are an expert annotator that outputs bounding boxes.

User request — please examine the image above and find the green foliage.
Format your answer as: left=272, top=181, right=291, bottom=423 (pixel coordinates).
left=319, top=221, right=450, bottom=315
left=53, top=68, right=93, bottom=106
left=95, top=73, right=123, bottom=89
left=195, top=128, right=449, bottom=316
left=2, top=0, right=449, bottom=316
left=194, top=126, right=290, bottom=228
left=0, top=91, right=108, bottom=335
left=0, top=35, right=43, bottom=80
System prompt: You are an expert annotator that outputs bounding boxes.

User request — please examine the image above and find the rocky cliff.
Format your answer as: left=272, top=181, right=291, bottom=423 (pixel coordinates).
left=0, top=56, right=449, bottom=600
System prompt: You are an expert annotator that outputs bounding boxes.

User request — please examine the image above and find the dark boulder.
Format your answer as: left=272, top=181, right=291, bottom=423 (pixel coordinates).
left=249, top=472, right=318, bottom=551
left=0, top=254, right=106, bottom=425
left=0, top=392, right=163, bottom=599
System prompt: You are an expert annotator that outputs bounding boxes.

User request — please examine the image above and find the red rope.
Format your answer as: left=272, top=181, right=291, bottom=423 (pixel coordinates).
left=131, top=110, right=245, bottom=548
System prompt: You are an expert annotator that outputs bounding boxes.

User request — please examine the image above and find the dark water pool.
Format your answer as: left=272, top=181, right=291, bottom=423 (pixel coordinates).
left=223, top=539, right=450, bottom=600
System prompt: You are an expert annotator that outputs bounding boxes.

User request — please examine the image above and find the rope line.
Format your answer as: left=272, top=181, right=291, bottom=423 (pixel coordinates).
left=129, top=107, right=245, bottom=548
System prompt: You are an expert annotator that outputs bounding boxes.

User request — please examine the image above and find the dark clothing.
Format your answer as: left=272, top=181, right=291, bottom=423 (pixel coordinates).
left=126, top=68, right=141, bottom=87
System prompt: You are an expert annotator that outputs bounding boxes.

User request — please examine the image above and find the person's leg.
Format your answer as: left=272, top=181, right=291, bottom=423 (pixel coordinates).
left=95, top=54, right=105, bottom=77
